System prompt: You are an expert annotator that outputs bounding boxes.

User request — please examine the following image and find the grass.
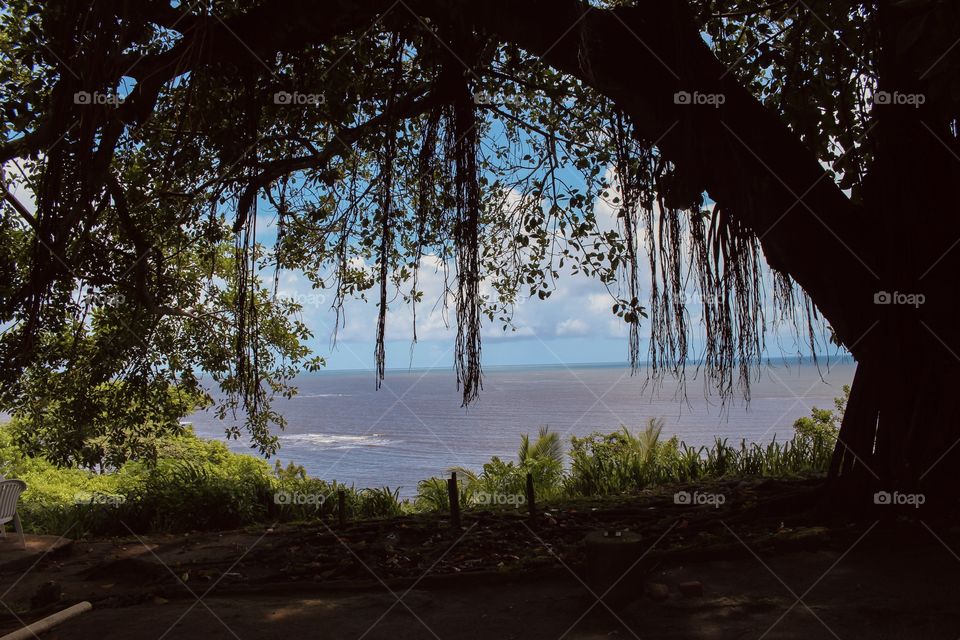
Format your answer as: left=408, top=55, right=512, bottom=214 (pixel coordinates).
left=417, top=417, right=837, bottom=510
left=0, top=391, right=844, bottom=536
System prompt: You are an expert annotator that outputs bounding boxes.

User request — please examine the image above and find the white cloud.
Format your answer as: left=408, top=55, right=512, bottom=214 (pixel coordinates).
left=555, top=318, right=589, bottom=336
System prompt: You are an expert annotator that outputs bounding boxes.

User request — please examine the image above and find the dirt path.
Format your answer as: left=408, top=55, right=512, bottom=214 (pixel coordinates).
left=31, top=536, right=960, bottom=640
left=1, top=479, right=958, bottom=639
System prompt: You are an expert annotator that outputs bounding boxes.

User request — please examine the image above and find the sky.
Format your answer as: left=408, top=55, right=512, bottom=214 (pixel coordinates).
left=256, top=187, right=631, bottom=370
left=256, top=176, right=837, bottom=372
left=3, top=97, right=844, bottom=375
left=4, top=151, right=843, bottom=376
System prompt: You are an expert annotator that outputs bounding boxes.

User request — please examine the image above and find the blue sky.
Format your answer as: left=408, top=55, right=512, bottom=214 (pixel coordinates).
left=255, top=182, right=835, bottom=372
left=4, top=149, right=838, bottom=375
left=4, top=76, right=840, bottom=374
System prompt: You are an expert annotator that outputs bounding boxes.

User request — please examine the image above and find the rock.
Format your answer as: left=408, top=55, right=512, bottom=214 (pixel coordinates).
left=30, top=581, right=62, bottom=609
left=679, top=580, right=703, bottom=597
left=645, top=582, right=670, bottom=601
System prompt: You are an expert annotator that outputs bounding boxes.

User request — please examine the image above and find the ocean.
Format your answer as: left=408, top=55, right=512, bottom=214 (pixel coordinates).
left=187, top=357, right=855, bottom=497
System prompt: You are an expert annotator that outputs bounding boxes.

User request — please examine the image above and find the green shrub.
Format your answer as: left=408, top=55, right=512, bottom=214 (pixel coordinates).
left=414, top=476, right=466, bottom=512
left=566, top=412, right=840, bottom=497
left=1, top=386, right=848, bottom=535
left=793, top=384, right=847, bottom=443
left=447, top=426, right=564, bottom=509
left=357, top=487, right=405, bottom=519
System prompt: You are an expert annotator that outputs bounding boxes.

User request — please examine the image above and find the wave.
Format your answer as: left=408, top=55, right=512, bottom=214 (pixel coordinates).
left=294, top=393, right=352, bottom=398
left=279, top=433, right=397, bottom=450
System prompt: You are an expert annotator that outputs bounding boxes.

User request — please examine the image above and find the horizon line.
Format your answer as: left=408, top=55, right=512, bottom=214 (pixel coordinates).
left=309, top=353, right=855, bottom=374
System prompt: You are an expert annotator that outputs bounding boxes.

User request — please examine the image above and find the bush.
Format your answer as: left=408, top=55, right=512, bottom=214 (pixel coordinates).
left=445, top=426, right=565, bottom=509
left=2, top=388, right=847, bottom=536
left=565, top=408, right=841, bottom=497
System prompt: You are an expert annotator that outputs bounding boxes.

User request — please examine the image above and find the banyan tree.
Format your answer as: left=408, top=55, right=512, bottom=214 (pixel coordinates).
left=0, top=1, right=958, bottom=500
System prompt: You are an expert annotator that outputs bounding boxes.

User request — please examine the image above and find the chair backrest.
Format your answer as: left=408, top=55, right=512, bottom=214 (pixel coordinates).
left=0, top=480, right=27, bottom=519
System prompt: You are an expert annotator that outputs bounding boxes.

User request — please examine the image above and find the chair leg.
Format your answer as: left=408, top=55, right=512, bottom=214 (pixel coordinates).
left=13, top=514, right=24, bottom=549
left=0, top=522, right=5, bottom=538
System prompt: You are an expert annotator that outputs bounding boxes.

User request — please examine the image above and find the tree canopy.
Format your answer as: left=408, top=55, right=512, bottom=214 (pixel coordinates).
left=1, top=1, right=959, bottom=484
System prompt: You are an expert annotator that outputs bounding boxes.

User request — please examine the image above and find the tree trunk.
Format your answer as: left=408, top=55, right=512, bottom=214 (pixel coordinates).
left=830, top=0, right=960, bottom=508
left=832, top=348, right=960, bottom=506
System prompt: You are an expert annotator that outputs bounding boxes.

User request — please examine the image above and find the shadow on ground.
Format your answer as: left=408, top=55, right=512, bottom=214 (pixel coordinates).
left=0, top=478, right=956, bottom=639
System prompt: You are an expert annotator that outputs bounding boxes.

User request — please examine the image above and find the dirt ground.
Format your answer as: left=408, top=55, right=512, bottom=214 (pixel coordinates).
left=1, top=478, right=958, bottom=639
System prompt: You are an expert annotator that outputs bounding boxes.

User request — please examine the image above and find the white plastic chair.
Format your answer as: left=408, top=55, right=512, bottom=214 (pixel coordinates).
left=0, top=479, right=27, bottom=548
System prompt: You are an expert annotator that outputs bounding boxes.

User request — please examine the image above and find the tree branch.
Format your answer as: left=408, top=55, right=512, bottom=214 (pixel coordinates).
left=16, top=0, right=878, bottom=350
left=233, top=85, right=441, bottom=233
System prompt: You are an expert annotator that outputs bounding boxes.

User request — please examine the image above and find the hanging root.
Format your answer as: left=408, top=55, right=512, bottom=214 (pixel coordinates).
left=610, top=109, right=775, bottom=401
left=447, top=79, right=483, bottom=404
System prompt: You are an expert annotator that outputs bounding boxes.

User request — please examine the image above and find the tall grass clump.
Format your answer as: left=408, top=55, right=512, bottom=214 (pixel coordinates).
left=417, top=426, right=565, bottom=511
left=414, top=396, right=844, bottom=506
left=564, top=391, right=845, bottom=497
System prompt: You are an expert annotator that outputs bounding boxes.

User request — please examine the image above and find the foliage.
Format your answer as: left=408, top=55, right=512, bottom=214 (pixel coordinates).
left=9, top=0, right=950, bottom=456
left=450, top=426, right=565, bottom=509
left=566, top=419, right=694, bottom=495
left=792, top=384, right=848, bottom=442
left=2, top=387, right=846, bottom=535
left=9, top=381, right=208, bottom=470
left=413, top=476, right=469, bottom=513
left=561, top=398, right=846, bottom=496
